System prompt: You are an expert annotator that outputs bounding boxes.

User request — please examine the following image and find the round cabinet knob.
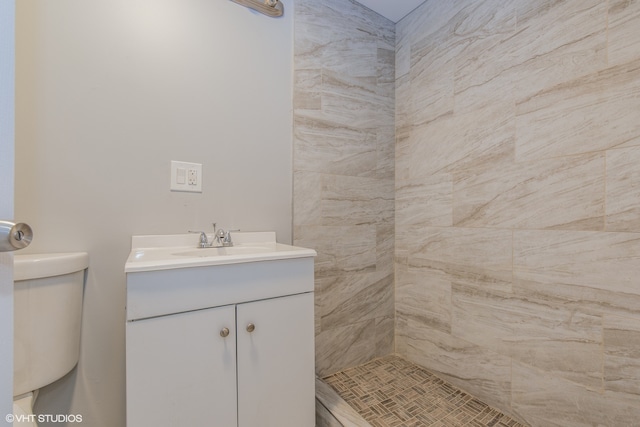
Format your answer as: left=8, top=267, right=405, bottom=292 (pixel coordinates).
left=220, top=327, right=230, bottom=338
left=246, top=323, right=255, bottom=333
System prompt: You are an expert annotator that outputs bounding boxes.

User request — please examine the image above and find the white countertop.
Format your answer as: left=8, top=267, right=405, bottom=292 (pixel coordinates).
left=125, top=232, right=316, bottom=273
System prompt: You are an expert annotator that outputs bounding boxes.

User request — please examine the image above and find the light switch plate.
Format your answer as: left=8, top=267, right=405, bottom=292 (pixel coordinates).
left=176, top=168, right=186, bottom=185
left=170, top=161, right=202, bottom=193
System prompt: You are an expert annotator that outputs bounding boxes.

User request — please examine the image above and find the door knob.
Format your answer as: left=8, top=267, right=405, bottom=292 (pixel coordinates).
left=220, top=327, right=230, bottom=338
left=0, top=221, right=32, bottom=252
left=246, top=323, right=255, bottom=333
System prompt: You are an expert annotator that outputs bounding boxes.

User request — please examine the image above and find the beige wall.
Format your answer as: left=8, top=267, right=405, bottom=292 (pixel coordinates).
left=396, top=0, right=640, bottom=425
left=293, top=0, right=396, bottom=376
left=15, top=1, right=293, bottom=425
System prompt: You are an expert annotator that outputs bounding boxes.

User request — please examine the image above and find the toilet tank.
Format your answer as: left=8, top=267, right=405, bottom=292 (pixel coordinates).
left=13, top=252, right=89, bottom=397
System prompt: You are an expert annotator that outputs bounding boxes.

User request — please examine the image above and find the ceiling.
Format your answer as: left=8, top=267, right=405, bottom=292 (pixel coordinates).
left=353, top=0, right=427, bottom=23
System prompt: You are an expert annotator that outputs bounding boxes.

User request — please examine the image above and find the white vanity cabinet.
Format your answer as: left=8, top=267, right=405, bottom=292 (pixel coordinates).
left=236, top=292, right=314, bottom=426
left=126, top=304, right=239, bottom=427
left=125, top=233, right=316, bottom=427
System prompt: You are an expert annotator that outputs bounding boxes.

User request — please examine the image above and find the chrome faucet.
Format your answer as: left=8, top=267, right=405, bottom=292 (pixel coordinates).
left=189, top=223, right=239, bottom=248
left=189, top=230, right=211, bottom=248
left=216, top=227, right=240, bottom=247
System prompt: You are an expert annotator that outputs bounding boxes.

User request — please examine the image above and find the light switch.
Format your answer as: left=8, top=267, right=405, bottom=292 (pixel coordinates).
left=170, top=161, right=202, bottom=193
left=176, top=168, right=186, bottom=185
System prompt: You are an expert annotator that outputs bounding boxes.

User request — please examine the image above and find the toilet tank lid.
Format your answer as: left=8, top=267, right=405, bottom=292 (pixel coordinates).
left=14, top=252, right=89, bottom=281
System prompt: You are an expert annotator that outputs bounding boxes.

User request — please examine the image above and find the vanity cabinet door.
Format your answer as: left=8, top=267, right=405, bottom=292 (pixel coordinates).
left=126, top=305, right=237, bottom=427
left=236, top=292, right=315, bottom=427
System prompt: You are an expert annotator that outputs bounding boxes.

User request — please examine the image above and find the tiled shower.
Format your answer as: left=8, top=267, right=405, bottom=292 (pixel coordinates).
left=294, top=0, right=640, bottom=425
left=293, top=0, right=396, bottom=376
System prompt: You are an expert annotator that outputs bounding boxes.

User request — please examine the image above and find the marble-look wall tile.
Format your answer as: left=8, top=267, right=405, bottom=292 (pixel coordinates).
left=320, top=90, right=388, bottom=131
left=315, top=319, right=377, bottom=377
left=396, top=267, right=451, bottom=334
left=453, top=153, right=605, bottom=230
left=608, top=0, right=640, bottom=66
left=393, top=229, right=410, bottom=268
left=408, top=227, right=513, bottom=293
left=509, top=0, right=608, bottom=101
left=512, top=362, right=640, bottom=427
left=293, top=69, right=322, bottom=110
left=394, top=73, right=412, bottom=146
left=396, top=175, right=452, bottom=227
left=293, top=170, right=322, bottom=227
left=320, top=40, right=379, bottom=79
left=322, top=69, right=378, bottom=100
left=606, top=146, right=640, bottom=232
left=450, top=0, right=516, bottom=56
left=455, top=0, right=607, bottom=100
left=375, top=125, right=395, bottom=180
left=396, top=0, right=640, bottom=424
left=377, top=47, right=395, bottom=86
left=294, top=0, right=395, bottom=377
left=396, top=319, right=513, bottom=414
left=409, top=71, right=454, bottom=131
left=294, top=114, right=378, bottom=177
left=452, top=283, right=603, bottom=390
left=408, top=27, right=457, bottom=130
left=402, top=0, right=462, bottom=79
left=402, top=1, right=462, bottom=127
left=297, top=0, right=392, bottom=75
left=513, top=230, right=640, bottom=295
left=320, top=174, right=394, bottom=226
left=451, top=0, right=516, bottom=95
left=318, top=0, right=394, bottom=49
left=395, top=107, right=515, bottom=181
left=315, top=315, right=393, bottom=377
left=454, top=69, right=515, bottom=116
left=294, top=225, right=377, bottom=278
left=376, top=223, right=394, bottom=277
left=395, top=17, right=411, bottom=79
left=516, top=59, right=640, bottom=162
left=374, top=316, right=394, bottom=359
left=513, top=277, right=640, bottom=325
left=604, top=314, right=640, bottom=396
left=316, top=272, right=393, bottom=331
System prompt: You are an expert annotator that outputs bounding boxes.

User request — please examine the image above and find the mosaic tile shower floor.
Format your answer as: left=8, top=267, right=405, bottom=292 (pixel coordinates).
left=323, top=355, right=528, bottom=427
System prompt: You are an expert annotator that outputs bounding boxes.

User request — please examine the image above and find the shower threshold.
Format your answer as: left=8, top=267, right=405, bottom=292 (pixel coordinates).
left=316, top=355, right=528, bottom=427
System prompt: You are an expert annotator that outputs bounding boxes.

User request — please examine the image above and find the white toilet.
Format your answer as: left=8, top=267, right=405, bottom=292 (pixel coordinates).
left=13, top=252, right=88, bottom=427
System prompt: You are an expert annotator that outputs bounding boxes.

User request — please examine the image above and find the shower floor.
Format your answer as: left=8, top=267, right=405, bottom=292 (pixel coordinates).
left=322, top=355, right=528, bottom=427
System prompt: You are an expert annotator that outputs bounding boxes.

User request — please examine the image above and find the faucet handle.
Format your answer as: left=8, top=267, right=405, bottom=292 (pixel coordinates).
left=188, top=230, right=209, bottom=248
left=223, top=229, right=240, bottom=245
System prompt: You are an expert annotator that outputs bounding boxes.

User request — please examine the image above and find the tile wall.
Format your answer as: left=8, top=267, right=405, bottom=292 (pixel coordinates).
left=293, top=0, right=396, bottom=376
left=395, top=0, right=640, bottom=425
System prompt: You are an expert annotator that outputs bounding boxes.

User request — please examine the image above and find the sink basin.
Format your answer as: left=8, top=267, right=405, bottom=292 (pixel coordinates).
left=124, top=231, right=317, bottom=273
left=173, top=245, right=274, bottom=257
